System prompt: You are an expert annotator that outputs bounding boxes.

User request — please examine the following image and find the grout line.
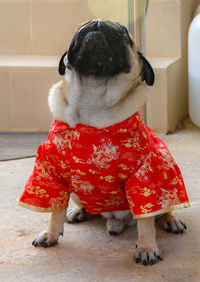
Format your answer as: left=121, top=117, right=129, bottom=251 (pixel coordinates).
left=0, top=155, right=35, bottom=162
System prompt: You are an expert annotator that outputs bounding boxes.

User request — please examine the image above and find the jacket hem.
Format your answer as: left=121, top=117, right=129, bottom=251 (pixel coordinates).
left=133, top=202, right=190, bottom=219
left=17, top=199, right=67, bottom=213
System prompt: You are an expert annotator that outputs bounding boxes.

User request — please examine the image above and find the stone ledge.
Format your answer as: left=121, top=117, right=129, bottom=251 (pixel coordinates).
left=0, top=56, right=60, bottom=70
left=147, top=57, right=184, bottom=133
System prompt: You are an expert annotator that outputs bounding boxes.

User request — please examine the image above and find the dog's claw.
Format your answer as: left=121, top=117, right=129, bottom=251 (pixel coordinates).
left=134, top=249, right=162, bottom=266
left=135, top=257, right=141, bottom=264
left=155, top=252, right=163, bottom=261
left=180, top=220, right=187, bottom=230
left=157, top=255, right=163, bottom=261
left=134, top=252, right=141, bottom=264
left=142, top=259, right=148, bottom=266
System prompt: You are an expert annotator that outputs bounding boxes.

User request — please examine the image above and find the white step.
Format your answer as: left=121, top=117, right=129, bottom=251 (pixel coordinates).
left=147, top=56, right=187, bottom=133
left=0, top=56, right=60, bottom=131
left=0, top=56, right=60, bottom=69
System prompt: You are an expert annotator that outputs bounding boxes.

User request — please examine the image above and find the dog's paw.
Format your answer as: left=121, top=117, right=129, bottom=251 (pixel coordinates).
left=163, top=218, right=186, bottom=234
left=134, top=246, right=163, bottom=266
left=32, top=231, right=59, bottom=248
left=66, top=207, right=95, bottom=223
left=158, top=214, right=187, bottom=234
left=106, top=217, right=125, bottom=235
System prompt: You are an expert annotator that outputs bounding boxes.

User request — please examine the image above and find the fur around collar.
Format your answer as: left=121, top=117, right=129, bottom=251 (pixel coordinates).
left=48, top=79, right=150, bottom=129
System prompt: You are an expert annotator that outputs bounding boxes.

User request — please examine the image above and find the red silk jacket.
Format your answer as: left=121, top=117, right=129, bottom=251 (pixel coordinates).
left=18, top=112, right=189, bottom=218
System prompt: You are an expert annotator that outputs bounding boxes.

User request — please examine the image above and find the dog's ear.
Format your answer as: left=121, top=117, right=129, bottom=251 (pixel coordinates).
left=58, top=51, right=68, bottom=76
left=137, top=51, right=155, bottom=86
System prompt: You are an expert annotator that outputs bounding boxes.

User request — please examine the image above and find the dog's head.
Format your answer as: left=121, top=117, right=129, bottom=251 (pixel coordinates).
left=59, top=19, right=154, bottom=86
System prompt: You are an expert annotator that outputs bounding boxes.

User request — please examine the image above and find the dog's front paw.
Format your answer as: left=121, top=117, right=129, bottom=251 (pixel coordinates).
left=134, top=246, right=163, bottom=266
left=158, top=214, right=187, bottom=234
left=32, top=231, right=60, bottom=248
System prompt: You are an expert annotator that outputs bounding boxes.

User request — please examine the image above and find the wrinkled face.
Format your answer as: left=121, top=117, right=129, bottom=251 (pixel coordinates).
left=59, top=19, right=154, bottom=86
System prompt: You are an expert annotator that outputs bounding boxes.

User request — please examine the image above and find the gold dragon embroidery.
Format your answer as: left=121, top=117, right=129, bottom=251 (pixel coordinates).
left=158, top=188, right=180, bottom=208
left=87, top=139, right=119, bottom=169
left=71, top=175, right=95, bottom=194
left=50, top=191, right=69, bottom=210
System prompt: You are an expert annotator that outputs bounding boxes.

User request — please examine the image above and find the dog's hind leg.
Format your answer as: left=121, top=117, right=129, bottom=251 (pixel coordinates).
left=156, top=212, right=187, bottom=234
left=102, top=211, right=136, bottom=235
left=32, top=210, right=66, bottom=248
left=67, top=193, right=96, bottom=223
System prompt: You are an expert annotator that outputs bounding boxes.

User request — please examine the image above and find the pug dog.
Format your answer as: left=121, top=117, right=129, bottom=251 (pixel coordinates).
left=18, top=20, right=189, bottom=266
